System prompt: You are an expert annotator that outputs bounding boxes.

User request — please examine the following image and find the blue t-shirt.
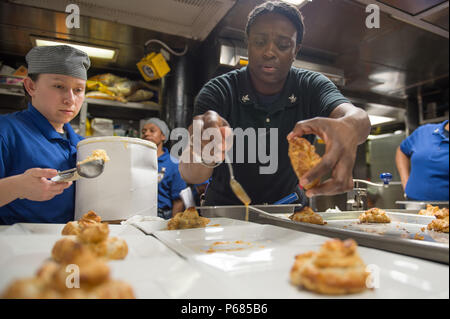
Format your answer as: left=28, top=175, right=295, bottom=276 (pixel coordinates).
left=0, top=103, right=84, bottom=224
left=157, top=147, right=187, bottom=210
left=400, top=120, right=449, bottom=201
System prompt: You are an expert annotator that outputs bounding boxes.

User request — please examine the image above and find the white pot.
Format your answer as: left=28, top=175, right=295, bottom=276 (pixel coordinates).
left=75, top=136, right=158, bottom=221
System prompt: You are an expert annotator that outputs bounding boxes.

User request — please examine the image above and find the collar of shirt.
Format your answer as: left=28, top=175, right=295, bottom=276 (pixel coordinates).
left=237, top=67, right=300, bottom=115
left=158, top=147, right=170, bottom=162
left=432, top=120, right=449, bottom=142
left=25, top=103, right=78, bottom=144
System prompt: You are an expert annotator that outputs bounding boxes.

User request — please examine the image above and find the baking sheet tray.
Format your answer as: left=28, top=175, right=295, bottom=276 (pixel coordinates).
left=198, top=206, right=449, bottom=264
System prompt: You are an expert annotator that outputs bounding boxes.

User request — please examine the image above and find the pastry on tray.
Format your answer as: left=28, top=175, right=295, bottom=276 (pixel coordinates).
left=167, top=207, right=210, bottom=230
left=288, top=136, right=321, bottom=189
left=358, top=208, right=391, bottom=223
left=418, top=204, right=447, bottom=217
left=2, top=245, right=134, bottom=299
left=62, top=210, right=103, bottom=236
left=290, top=239, right=369, bottom=295
left=427, top=213, right=449, bottom=233
left=289, top=206, right=327, bottom=225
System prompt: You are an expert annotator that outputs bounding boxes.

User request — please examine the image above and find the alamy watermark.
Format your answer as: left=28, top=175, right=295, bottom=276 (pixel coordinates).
left=66, top=4, right=80, bottom=29
left=65, top=264, right=80, bottom=288
left=366, top=4, right=380, bottom=29
left=169, top=121, right=279, bottom=174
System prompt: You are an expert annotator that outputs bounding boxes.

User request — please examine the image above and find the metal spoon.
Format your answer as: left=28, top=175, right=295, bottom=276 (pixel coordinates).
left=225, top=154, right=251, bottom=205
left=51, top=159, right=105, bottom=182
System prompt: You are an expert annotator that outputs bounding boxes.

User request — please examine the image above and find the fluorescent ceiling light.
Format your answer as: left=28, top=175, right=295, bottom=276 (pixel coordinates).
left=281, top=0, right=311, bottom=6
left=369, top=115, right=396, bottom=126
left=33, top=38, right=117, bottom=60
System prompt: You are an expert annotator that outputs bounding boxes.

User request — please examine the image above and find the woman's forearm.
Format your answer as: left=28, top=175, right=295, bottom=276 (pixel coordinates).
left=0, top=175, right=23, bottom=207
left=395, top=147, right=410, bottom=189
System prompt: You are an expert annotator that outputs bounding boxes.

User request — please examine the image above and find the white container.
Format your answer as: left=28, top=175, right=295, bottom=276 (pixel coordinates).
left=75, top=136, right=158, bottom=221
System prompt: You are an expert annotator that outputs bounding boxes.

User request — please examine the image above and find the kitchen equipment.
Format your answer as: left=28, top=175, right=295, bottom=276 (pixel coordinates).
left=225, top=154, right=251, bottom=205
left=347, top=173, right=394, bottom=210
left=51, top=159, right=105, bottom=182
left=75, top=136, right=158, bottom=221
left=273, top=192, right=299, bottom=205
left=256, top=210, right=449, bottom=264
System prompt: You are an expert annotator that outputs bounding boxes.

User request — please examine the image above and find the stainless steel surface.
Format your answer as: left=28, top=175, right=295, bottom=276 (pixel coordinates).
left=199, top=206, right=449, bottom=263
left=198, top=204, right=302, bottom=221
left=396, top=201, right=449, bottom=209
left=53, top=159, right=105, bottom=182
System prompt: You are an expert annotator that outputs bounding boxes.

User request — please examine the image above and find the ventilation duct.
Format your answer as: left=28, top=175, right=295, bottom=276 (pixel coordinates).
left=9, top=0, right=237, bottom=41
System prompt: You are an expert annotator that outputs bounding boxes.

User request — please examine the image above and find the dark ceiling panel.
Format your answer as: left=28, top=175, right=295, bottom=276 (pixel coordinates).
left=423, top=6, right=449, bottom=31
left=378, top=0, right=447, bottom=16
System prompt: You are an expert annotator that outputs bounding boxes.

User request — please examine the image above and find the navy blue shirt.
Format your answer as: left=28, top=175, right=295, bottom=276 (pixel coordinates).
left=0, top=103, right=84, bottom=224
left=400, top=120, right=449, bottom=201
left=194, top=66, right=350, bottom=205
left=157, top=147, right=187, bottom=210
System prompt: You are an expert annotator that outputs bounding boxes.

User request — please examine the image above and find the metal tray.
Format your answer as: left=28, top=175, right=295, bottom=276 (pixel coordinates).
left=198, top=206, right=449, bottom=264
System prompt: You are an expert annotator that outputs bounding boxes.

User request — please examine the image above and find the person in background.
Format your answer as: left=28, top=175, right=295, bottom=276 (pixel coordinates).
left=179, top=1, right=370, bottom=206
left=141, top=118, right=186, bottom=219
left=395, top=120, right=449, bottom=201
left=0, top=45, right=90, bottom=224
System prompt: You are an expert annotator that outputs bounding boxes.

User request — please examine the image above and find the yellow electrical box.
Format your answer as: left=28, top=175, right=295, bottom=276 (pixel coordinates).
left=137, top=52, right=170, bottom=81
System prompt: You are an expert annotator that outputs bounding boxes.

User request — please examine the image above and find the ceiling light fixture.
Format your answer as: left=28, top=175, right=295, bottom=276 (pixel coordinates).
left=30, top=37, right=118, bottom=61
left=281, top=0, right=312, bottom=6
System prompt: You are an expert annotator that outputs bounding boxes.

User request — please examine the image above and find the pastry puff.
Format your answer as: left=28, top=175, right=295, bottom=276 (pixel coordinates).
left=2, top=248, right=134, bottom=299
left=167, top=207, right=210, bottom=230
left=358, top=208, right=391, bottom=223
left=288, top=137, right=321, bottom=190
left=290, top=239, right=369, bottom=295
left=62, top=210, right=102, bottom=236
left=52, top=236, right=128, bottom=262
left=289, top=206, right=327, bottom=225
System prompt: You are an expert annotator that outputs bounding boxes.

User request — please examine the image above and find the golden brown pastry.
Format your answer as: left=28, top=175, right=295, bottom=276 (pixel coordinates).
left=434, top=208, right=449, bottom=220
left=288, top=136, right=321, bottom=189
left=78, top=222, right=110, bottom=244
left=290, top=239, right=369, bottom=295
left=52, top=236, right=128, bottom=262
left=289, top=206, right=327, bottom=225
left=418, top=204, right=440, bottom=216
left=61, top=210, right=103, bottom=236
left=2, top=247, right=134, bottom=299
left=427, top=216, right=449, bottom=233
left=167, top=207, right=210, bottom=230
left=358, top=208, right=391, bottom=223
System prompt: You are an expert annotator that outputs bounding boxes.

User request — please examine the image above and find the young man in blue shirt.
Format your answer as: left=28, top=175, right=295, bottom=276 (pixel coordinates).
left=0, top=45, right=90, bottom=224
left=396, top=120, right=449, bottom=201
left=141, top=118, right=186, bottom=219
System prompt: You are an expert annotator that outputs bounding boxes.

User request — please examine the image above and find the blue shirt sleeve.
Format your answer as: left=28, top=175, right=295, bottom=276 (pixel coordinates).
left=0, top=135, right=9, bottom=178
left=400, top=128, right=420, bottom=157
left=170, top=166, right=187, bottom=201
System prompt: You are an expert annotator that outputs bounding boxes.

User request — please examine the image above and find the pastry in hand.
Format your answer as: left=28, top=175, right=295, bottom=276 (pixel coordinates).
left=288, top=137, right=321, bottom=189
left=167, top=207, right=210, bottom=230
left=289, top=206, right=327, bottom=225
left=290, top=239, right=369, bottom=295
left=62, top=211, right=103, bottom=236
left=358, top=208, right=391, bottom=223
